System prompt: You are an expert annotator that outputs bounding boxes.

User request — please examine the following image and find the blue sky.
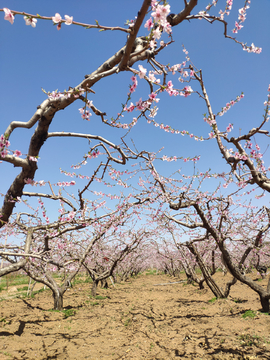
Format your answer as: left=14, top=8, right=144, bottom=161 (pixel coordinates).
left=1, top=0, right=270, bottom=230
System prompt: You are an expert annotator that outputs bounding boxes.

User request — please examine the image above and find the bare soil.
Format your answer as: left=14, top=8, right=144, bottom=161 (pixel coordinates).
left=0, top=271, right=270, bottom=360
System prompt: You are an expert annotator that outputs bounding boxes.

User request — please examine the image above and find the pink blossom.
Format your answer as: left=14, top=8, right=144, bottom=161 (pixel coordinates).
left=233, top=21, right=243, bottom=34
left=24, top=16, right=37, bottom=28
left=29, top=156, right=38, bottom=162
left=148, top=72, right=157, bottom=82
left=126, top=102, right=135, bottom=112
left=162, top=21, right=172, bottom=34
left=131, top=75, right=137, bottom=85
left=152, top=4, right=170, bottom=23
left=152, top=8, right=162, bottom=23
left=1, top=150, right=8, bottom=158
left=64, top=15, right=73, bottom=25
left=167, top=80, right=173, bottom=89
left=3, top=8, right=14, bottom=25
left=149, top=92, right=157, bottom=101
left=52, top=13, right=62, bottom=24
left=183, top=71, right=189, bottom=78
left=129, top=84, right=136, bottom=93
left=25, top=178, right=35, bottom=185
left=153, top=27, right=161, bottom=40
left=149, top=40, right=156, bottom=50
left=144, top=17, right=153, bottom=31
left=138, top=65, right=147, bottom=79
left=14, top=150, right=22, bottom=157
left=182, top=86, right=193, bottom=97
left=87, top=100, right=93, bottom=108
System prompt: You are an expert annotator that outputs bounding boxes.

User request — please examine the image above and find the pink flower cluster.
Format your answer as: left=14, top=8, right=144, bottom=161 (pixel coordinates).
left=166, top=81, right=193, bottom=97
left=24, top=179, right=46, bottom=186
left=217, top=93, right=244, bottom=117
left=79, top=107, right=92, bottom=121
left=87, top=150, right=100, bottom=159
left=219, top=0, right=233, bottom=20
left=56, top=181, right=76, bottom=187
left=3, top=8, right=73, bottom=30
left=0, top=134, right=10, bottom=158
left=48, top=87, right=85, bottom=101
left=38, top=199, right=50, bottom=224
left=144, top=3, right=172, bottom=39
left=232, top=4, right=250, bottom=34
left=162, top=155, right=177, bottom=162
left=226, top=123, right=233, bottom=133
left=166, top=80, right=177, bottom=96
left=52, top=13, right=73, bottom=30
left=149, top=119, right=204, bottom=141
left=243, top=43, right=262, bottom=54
left=205, top=0, right=218, bottom=12
left=232, top=21, right=243, bottom=34
left=129, top=75, right=138, bottom=94
left=233, top=152, right=248, bottom=161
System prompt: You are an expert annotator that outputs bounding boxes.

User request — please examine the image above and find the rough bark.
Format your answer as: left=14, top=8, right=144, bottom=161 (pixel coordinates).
left=53, top=289, right=64, bottom=311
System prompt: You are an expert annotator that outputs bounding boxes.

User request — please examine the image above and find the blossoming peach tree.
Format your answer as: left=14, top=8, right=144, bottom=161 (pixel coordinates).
left=1, top=1, right=269, bottom=309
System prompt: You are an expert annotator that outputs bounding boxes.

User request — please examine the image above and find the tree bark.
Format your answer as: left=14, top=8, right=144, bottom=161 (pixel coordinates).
left=259, top=294, right=269, bottom=313
left=53, top=289, right=64, bottom=311
left=91, top=280, right=98, bottom=297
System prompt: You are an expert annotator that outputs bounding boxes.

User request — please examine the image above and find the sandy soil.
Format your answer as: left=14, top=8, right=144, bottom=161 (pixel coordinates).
left=0, top=271, right=270, bottom=360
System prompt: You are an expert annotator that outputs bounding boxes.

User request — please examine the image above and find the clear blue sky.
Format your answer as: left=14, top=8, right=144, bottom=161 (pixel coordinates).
left=1, top=0, right=270, bottom=228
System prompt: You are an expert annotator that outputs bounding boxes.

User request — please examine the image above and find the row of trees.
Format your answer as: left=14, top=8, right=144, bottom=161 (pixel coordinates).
left=1, top=1, right=270, bottom=310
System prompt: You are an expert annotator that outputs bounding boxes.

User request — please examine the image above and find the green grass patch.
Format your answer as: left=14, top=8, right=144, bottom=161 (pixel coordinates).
left=47, top=308, right=76, bottom=318
left=87, top=295, right=107, bottom=300
left=62, top=309, right=76, bottom=319
left=238, top=333, right=261, bottom=347
left=17, top=286, right=29, bottom=292
left=124, top=318, right=131, bottom=326
left=208, top=297, right=217, bottom=303
left=89, top=301, right=100, bottom=306
left=241, top=310, right=256, bottom=319
left=7, top=275, right=29, bottom=286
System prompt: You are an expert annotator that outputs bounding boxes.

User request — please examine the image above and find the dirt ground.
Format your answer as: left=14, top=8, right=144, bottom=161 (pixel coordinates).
left=0, top=271, right=270, bottom=360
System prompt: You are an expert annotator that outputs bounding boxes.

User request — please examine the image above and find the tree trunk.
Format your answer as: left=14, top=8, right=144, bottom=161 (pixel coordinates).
left=187, top=243, right=225, bottom=298
left=53, top=289, right=64, bottom=310
left=223, top=277, right=237, bottom=298
left=91, top=280, right=98, bottom=297
left=260, top=295, right=269, bottom=313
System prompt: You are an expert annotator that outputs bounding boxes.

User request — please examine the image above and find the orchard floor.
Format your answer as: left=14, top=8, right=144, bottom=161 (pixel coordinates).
left=1, top=272, right=270, bottom=360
